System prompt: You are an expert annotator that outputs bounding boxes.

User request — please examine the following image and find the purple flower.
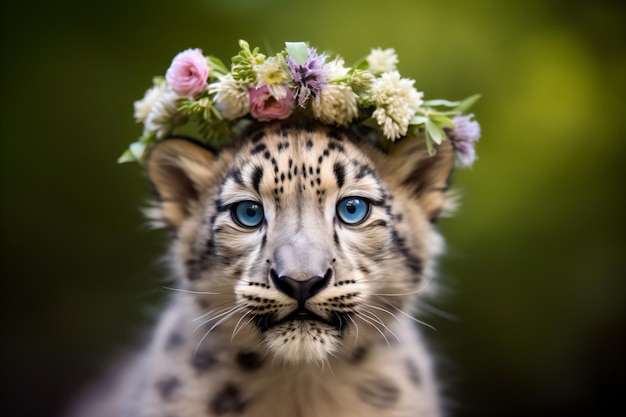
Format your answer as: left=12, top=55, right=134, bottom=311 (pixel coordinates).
left=450, top=114, right=481, bottom=167
left=165, top=48, right=209, bottom=98
left=249, top=84, right=296, bottom=122
left=286, top=48, right=329, bottom=107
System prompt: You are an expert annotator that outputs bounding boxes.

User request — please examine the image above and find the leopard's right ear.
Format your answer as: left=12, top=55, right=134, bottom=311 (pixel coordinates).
left=147, top=138, right=217, bottom=228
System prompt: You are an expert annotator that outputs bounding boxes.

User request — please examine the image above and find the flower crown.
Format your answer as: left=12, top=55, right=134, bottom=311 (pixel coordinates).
left=121, top=40, right=481, bottom=167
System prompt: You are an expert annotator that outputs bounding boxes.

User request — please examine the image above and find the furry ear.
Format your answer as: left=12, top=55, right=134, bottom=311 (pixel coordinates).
left=147, top=138, right=216, bottom=228
left=387, top=135, right=456, bottom=221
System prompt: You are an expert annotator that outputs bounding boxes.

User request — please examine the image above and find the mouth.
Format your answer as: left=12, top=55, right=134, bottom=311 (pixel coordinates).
left=256, top=308, right=346, bottom=332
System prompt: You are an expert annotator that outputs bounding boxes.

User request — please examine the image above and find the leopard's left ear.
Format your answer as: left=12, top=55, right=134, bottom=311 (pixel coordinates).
left=147, top=138, right=217, bottom=228
left=387, top=135, right=455, bottom=221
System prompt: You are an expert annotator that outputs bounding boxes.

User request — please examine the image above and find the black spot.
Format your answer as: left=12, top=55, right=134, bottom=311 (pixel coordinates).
left=227, top=168, right=243, bottom=185
left=165, top=332, right=184, bottom=351
left=209, top=384, right=247, bottom=415
left=357, top=378, right=400, bottom=409
left=306, top=139, right=313, bottom=148
left=356, top=163, right=375, bottom=179
left=251, top=166, right=263, bottom=193
left=250, top=130, right=265, bottom=143
left=236, top=351, right=265, bottom=371
left=350, top=346, right=368, bottom=364
left=406, top=358, right=421, bottom=386
left=263, top=150, right=271, bottom=160
left=328, top=129, right=343, bottom=141
left=250, top=143, right=267, bottom=155
left=391, top=228, right=423, bottom=279
left=358, top=264, right=371, bottom=275
left=191, top=350, right=218, bottom=372
left=215, top=198, right=228, bottom=212
left=328, top=140, right=343, bottom=151
left=156, top=376, right=181, bottom=400
left=333, top=162, right=345, bottom=188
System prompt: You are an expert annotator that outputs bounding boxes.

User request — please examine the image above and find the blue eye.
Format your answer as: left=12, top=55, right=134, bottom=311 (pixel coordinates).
left=336, top=197, right=370, bottom=225
left=232, top=201, right=264, bottom=228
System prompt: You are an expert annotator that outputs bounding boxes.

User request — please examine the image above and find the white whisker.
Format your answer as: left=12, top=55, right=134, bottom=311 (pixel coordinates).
left=362, top=302, right=402, bottom=323
left=231, top=311, right=255, bottom=341
left=192, top=299, right=240, bottom=322
left=418, top=301, right=459, bottom=321
left=193, top=305, right=246, bottom=333
left=347, top=314, right=360, bottom=346
left=377, top=296, right=437, bottom=332
left=194, top=305, right=247, bottom=356
left=359, top=308, right=400, bottom=343
left=353, top=312, right=390, bottom=346
left=162, top=286, right=222, bottom=295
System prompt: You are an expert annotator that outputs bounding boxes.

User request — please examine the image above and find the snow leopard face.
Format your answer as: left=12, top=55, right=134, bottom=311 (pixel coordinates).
left=147, top=119, right=455, bottom=364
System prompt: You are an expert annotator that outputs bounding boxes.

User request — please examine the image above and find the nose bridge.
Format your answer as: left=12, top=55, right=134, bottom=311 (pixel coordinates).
left=272, top=211, right=331, bottom=281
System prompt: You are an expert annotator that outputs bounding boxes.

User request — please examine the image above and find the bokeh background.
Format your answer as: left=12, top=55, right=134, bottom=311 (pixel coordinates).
left=1, top=0, right=624, bottom=416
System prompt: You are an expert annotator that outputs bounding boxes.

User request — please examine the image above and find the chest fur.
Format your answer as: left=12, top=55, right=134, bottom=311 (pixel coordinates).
left=134, top=299, right=440, bottom=417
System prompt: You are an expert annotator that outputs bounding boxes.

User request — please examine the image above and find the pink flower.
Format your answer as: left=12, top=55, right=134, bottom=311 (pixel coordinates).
left=165, top=48, right=209, bottom=98
left=249, top=84, right=296, bottom=121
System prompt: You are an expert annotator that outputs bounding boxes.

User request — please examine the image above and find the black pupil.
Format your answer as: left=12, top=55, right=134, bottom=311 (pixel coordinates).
left=346, top=202, right=357, bottom=214
left=246, top=206, right=257, bottom=217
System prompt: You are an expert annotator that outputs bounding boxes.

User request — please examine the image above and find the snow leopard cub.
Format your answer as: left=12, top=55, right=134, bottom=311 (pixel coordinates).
left=71, top=118, right=457, bottom=417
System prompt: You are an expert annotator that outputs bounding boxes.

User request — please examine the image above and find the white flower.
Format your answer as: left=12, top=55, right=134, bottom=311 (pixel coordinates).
left=366, top=48, right=398, bottom=74
left=371, top=71, right=423, bottom=140
left=209, top=73, right=250, bottom=120
left=312, top=83, right=358, bottom=126
left=311, top=58, right=358, bottom=126
left=254, top=55, right=290, bottom=99
left=133, top=81, right=168, bottom=123
left=327, top=57, right=350, bottom=80
left=142, top=88, right=179, bottom=139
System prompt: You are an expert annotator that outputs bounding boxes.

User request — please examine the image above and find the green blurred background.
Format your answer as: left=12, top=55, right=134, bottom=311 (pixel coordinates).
left=1, top=1, right=624, bottom=416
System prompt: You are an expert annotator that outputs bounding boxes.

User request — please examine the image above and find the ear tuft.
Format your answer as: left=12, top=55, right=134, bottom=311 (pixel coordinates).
left=388, top=136, right=456, bottom=221
left=146, top=138, right=216, bottom=228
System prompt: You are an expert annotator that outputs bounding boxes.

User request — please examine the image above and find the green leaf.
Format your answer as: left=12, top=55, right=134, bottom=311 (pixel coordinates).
left=425, top=135, right=436, bottom=156
left=425, top=119, right=444, bottom=145
left=129, top=141, right=148, bottom=161
left=285, top=42, right=309, bottom=65
left=423, top=99, right=461, bottom=107
left=430, top=115, right=455, bottom=128
left=353, top=57, right=369, bottom=71
left=207, top=56, right=229, bottom=75
left=117, top=149, right=136, bottom=164
left=410, top=115, right=428, bottom=125
left=455, top=93, right=481, bottom=113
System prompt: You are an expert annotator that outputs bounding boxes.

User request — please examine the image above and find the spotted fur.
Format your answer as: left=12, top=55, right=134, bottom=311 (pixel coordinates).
left=67, top=118, right=457, bottom=417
